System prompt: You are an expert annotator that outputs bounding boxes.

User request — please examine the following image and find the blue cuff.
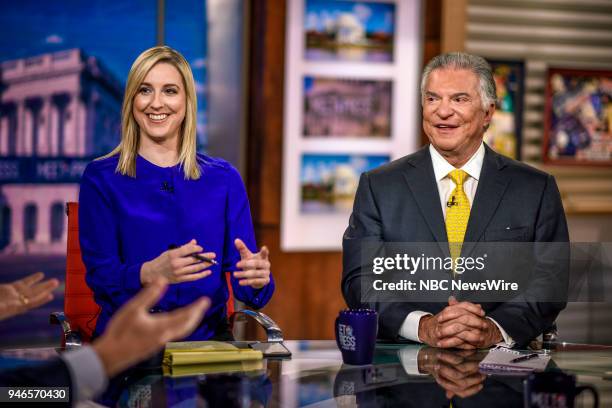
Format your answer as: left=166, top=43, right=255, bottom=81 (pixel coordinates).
left=124, top=263, right=144, bottom=294
left=251, top=278, right=275, bottom=309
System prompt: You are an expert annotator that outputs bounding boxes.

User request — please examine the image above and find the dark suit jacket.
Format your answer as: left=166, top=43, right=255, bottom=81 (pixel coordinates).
left=370, top=377, right=523, bottom=408
left=342, top=144, right=569, bottom=345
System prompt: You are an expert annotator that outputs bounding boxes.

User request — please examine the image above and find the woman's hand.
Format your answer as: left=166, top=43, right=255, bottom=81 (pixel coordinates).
left=140, top=239, right=215, bottom=285
left=232, top=238, right=271, bottom=289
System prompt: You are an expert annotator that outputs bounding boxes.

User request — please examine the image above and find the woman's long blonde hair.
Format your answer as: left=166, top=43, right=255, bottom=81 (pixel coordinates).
left=100, top=46, right=200, bottom=179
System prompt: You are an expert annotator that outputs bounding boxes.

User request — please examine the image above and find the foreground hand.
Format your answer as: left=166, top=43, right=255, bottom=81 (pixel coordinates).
left=418, top=347, right=486, bottom=399
left=0, top=272, right=59, bottom=321
left=232, top=238, right=270, bottom=289
left=140, top=239, right=215, bottom=285
left=93, top=278, right=210, bottom=377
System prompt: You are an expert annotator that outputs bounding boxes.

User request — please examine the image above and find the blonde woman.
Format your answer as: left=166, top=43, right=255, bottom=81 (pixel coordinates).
left=78, top=46, right=273, bottom=341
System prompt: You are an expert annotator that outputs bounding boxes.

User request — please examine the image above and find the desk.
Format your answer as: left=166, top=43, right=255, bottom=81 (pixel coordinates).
left=101, top=340, right=611, bottom=407
left=2, top=341, right=611, bottom=407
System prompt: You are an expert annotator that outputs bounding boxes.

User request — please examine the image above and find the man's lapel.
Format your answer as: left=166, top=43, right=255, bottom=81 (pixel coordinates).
left=463, top=145, right=510, bottom=249
left=402, top=146, right=450, bottom=257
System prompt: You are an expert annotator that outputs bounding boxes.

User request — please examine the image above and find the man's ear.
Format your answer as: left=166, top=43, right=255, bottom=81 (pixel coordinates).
left=483, top=102, right=496, bottom=130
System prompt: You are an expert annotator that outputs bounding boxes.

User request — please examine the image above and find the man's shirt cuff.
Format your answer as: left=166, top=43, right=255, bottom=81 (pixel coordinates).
left=398, top=346, right=428, bottom=376
left=61, top=346, right=108, bottom=402
left=399, top=311, right=432, bottom=342
left=487, top=317, right=516, bottom=347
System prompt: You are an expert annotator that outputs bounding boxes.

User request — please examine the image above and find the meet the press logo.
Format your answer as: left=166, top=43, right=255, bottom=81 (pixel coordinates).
left=338, top=324, right=356, bottom=351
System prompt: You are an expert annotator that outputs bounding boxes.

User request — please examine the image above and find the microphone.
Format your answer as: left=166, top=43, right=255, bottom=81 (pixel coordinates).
left=161, top=181, right=174, bottom=193
left=446, top=196, right=457, bottom=207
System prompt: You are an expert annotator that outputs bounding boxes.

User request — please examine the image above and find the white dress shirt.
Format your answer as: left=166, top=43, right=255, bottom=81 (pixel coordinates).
left=398, top=143, right=515, bottom=347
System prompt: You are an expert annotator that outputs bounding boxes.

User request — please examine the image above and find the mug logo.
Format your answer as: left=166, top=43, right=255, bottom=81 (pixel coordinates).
left=338, top=324, right=356, bottom=351
left=531, top=392, right=568, bottom=408
left=339, top=381, right=355, bottom=395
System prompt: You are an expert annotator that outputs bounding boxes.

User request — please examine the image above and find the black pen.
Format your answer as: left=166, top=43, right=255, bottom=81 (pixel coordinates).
left=510, top=353, right=539, bottom=363
left=168, top=244, right=218, bottom=265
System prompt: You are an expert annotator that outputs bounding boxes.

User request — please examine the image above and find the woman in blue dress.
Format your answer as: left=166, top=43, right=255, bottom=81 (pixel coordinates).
left=78, top=46, right=274, bottom=340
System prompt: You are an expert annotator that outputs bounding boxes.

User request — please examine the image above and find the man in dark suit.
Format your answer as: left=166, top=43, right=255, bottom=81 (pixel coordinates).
left=342, top=52, right=568, bottom=348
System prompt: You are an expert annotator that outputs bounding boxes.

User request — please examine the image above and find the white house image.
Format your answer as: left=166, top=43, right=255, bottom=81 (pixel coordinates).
left=0, top=49, right=122, bottom=254
left=335, top=14, right=366, bottom=45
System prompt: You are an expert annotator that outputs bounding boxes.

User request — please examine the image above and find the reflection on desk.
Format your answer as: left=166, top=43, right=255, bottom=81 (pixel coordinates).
left=1, top=340, right=611, bottom=407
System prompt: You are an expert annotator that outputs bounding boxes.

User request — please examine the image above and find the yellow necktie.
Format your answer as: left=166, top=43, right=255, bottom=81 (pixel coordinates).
left=446, top=169, right=471, bottom=264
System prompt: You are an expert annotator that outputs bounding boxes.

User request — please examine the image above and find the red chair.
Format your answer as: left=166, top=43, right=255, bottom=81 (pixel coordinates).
left=50, top=202, right=281, bottom=348
left=49, top=202, right=99, bottom=347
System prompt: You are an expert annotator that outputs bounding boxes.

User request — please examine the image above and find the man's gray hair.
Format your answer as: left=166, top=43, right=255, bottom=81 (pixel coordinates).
left=420, top=52, right=497, bottom=110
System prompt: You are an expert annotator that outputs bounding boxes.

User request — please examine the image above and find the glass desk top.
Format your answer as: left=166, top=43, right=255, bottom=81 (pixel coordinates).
left=2, top=340, right=611, bottom=407
left=97, top=340, right=611, bottom=407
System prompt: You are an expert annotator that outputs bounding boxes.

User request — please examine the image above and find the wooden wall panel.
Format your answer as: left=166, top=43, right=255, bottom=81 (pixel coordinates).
left=441, top=0, right=467, bottom=53
left=421, top=0, right=442, bottom=146
left=259, top=228, right=346, bottom=339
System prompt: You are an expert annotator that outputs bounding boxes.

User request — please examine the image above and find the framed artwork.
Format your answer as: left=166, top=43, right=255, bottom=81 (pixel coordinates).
left=304, top=0, right=396, bottom=63
left=282, top=0, right=422, bottom=251
left=300, top=153, right=389, bottom=213
left=543, top=68, right=612, bottom=165
left=485, top=59, right=525, bottom=160
left=303, top=76, right=392, bottom=138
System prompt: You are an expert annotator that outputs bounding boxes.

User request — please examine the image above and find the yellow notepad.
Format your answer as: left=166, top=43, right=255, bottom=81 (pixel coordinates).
left=163, top=359, right=265, bottom=377
left=163, top=341, right=263, bottom=366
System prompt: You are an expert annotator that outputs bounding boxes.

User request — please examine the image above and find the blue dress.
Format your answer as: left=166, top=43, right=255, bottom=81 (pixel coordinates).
left=78, top=153, right=274, bottom=340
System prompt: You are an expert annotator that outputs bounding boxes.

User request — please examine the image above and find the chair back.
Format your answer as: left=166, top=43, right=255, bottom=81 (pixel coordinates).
left=65, top=202, right=100, bottom=342
left=225, top=273, right=235, bottom=316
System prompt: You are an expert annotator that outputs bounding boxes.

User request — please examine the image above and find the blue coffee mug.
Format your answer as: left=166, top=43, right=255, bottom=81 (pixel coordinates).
left=335, top=309, right=378, bottom=365
left=524, top=371, right=599, bottom=408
